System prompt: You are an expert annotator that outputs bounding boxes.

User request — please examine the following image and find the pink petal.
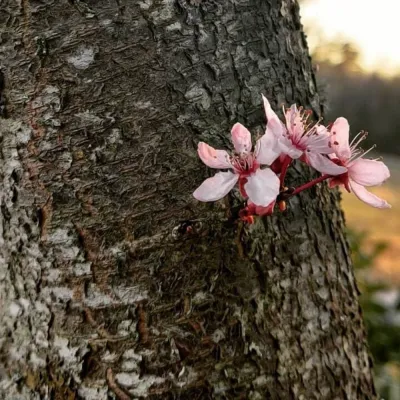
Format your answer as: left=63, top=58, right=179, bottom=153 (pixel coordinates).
left=262, top=95, right=302, bottom=158
left=306, top=152, right=348, bottom=175
left=349, top=180, right=391, bottom=209
left=301, top=126, right=332, bottom=154
left=285, top=104, right=304, bottom=140
left=231, top=123, right=252, bottom=154
left=279, top=140, right=303, bottom=159
left=331, top=117, right=351, bottom=161
left=255, top=130, right=280, bottom=165
left=262, top=95, right=286, bottom=138
left=348, top=159, right=390, bottom=186
left=244, top=168, right=280, bottom=207
left=193, top=171, right=238, bottom=202
left=197, top=142, right=232, bottom=169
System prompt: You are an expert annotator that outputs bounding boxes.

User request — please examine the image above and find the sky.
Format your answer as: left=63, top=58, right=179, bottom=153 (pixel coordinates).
left=301, top=0, right=400, bottom=75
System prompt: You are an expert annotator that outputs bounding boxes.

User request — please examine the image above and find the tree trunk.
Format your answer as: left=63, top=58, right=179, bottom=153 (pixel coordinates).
left=0, top=0, right=376, bottom=399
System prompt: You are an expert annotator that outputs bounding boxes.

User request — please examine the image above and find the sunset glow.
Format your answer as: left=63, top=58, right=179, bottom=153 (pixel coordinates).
left=301, top=0, right=400, bottom=76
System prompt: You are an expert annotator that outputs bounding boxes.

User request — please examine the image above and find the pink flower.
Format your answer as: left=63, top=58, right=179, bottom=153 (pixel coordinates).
left=193, top=122, right=280, bottom=207
left=262, top=95, right=347, bottom=176
left=329, top=117, right=391, bottom=208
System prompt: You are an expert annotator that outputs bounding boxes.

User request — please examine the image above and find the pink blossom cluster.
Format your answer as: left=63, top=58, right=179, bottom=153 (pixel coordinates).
left=193, top=95, right=391, bottom=223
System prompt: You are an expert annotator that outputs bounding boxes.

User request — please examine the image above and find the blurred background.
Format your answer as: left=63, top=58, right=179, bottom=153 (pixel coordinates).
left=300, top=0, right=400, bottom=397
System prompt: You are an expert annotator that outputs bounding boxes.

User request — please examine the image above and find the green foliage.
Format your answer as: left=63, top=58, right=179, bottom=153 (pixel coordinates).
left=348, top=229, right=388, bottom=271
left=348, top=228, right=400, bottom=398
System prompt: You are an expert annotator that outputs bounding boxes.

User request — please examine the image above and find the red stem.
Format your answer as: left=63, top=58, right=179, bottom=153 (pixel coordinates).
left=279, top=156, right=292, bottom=187
left=289, top=174, right=331, bottom=197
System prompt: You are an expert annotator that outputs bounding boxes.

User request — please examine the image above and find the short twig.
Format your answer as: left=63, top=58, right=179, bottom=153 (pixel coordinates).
left=84, top=308, right=113, bottom=339
left=137, top=302, right=151, bottom=345
left=106, top=368, right=132, bottom=400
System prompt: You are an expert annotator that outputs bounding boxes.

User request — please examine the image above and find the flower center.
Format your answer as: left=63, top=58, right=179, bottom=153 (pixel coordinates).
left=284, top=105, right=323, bottom=147
left=330, top=158, right=351, bottom=191
left=230, top=153, right=259, bottom=176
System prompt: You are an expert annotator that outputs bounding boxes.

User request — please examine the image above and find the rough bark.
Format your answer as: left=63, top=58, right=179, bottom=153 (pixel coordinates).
left=0, top=0, right=376, bottom=399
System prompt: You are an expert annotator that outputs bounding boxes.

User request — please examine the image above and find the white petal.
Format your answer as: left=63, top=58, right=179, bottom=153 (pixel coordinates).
left=350, top=180, right=391, bottom=209
left=231, top=123, right=252, bottom=154
left=255, top=130, right=280, bottom=165
left=193, top=171, right=238, bottom=202
left=306, top=152, right=348, bottom=175
left=244, top=168, right=280, bottom=207
left=197, top=142, right=232, bottom=169
left=348, top=159, right=390, bottom=186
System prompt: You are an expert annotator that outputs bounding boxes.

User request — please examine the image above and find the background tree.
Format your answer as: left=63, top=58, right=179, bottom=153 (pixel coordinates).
left=310, top=39, right=400, bottom=156
left=0, top=0, right=376, bottom=399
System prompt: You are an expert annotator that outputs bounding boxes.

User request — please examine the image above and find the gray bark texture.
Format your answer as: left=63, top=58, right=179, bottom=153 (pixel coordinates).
left=0, top=0, right=376, bottom=399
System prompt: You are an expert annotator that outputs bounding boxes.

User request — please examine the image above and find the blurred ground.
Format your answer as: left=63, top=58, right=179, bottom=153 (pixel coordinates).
left=342, top=154, right=400, bottom=283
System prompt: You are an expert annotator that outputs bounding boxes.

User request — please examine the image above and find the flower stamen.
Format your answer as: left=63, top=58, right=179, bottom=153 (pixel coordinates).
left=350, top=131, right=368, bottom=150
left=349, top=144, right=376, bottom=163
